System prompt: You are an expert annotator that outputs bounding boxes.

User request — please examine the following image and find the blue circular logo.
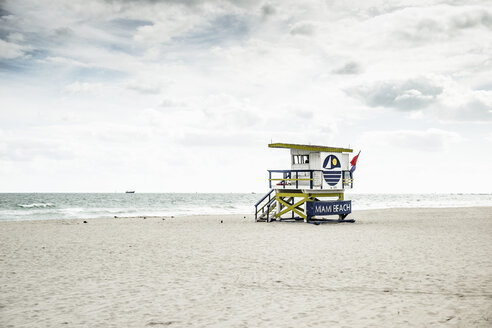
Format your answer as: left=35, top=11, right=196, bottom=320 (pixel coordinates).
left=322, top=155, right=341, bottom=186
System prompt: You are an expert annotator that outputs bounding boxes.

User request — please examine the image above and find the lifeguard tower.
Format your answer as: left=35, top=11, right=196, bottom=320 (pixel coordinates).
left=254, top=143, right=355, bottom=223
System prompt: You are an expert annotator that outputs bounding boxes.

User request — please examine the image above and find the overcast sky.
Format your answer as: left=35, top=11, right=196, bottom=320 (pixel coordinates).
left=1, top=0, right=491, bottom=193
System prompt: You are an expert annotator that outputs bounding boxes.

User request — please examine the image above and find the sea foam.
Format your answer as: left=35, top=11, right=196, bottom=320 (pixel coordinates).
left=17, top=203, right=55, bottom=208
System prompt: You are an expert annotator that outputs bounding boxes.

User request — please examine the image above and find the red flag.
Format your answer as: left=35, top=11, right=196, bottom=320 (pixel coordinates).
left=350, top=151, right=361, bottom=166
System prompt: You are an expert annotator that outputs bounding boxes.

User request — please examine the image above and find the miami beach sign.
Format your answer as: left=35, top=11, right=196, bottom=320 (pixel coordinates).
left=306, top=200, right=352, bottom=216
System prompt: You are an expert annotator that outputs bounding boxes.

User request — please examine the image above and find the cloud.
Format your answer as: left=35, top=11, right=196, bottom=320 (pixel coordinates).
left=64, top=81, right=103, bottom=94
left=0, top=1, right=9, bottom=17
left=261, top=3, right=275, bottom=17
left=289, top=21, right=315, bottom=36
left=134, top=23, right=179, bottom=44
left=131, top=5, right=244, bottom=45
left=54, top=27, right=74, bottom=39
left=104, top=0, right=263, bottom=9
left=103, top=0, right=202, bottom=5
left=0, top=38, right=29, bottom=59
left=1, top=0, right=491, bottom=193
left=361, top=128, right=462, bottom=152
left=451, top=8, right=492, bottom=29
left=437, top=91, right=492, bottom=122
left=126, top=80, right=163, bottom=94
left=175, top=130, right=261, bottom=148
left=45, top=56, right=90, bottom=67
left=392, top=6, right=492, bottom=44
left=160, top=98, right=187, bottom=109
left=332, top=61, right=362, bottom=75
left=349, top=77, right=444, bottom=111
left=349, top=76, right=492, bottom=121
left=108, top=18, right=154, bottom=31
left=7, top=32, right=24, bottom=42
left=87, top=123, right=151, bottom=144
left=0, top=136, right=74, bottom=161
left=199, top=93, right=262, bottom=129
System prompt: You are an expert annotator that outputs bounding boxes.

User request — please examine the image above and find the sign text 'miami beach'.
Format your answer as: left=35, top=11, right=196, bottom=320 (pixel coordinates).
left=306, top=200, right=352, bottom=216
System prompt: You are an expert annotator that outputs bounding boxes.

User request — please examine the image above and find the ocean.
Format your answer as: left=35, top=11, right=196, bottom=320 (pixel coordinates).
left=0, top=192, right=491, bottom=222
left=0, top=193, right=492, bottom=221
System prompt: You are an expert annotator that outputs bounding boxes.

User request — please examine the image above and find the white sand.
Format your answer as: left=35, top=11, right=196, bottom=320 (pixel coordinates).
left=1, top=207, right=491, bottom=327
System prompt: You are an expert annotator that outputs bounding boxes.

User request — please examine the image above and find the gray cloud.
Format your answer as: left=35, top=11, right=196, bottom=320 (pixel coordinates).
left=103, top=0, right=201, bottom=5
left=0, top=39, right=26, bottom=59
left=438, top=98, right=492, bottom=122
left=332, top=61, right=362, bottom=75
left=126, top=81, right=162, bottom=94
left=350, top=76, right=492, bottom=121
left=181, top=14, right=250, bottom=46
left=54, top=27, right=73, bottom=38
left=349, top=77, right=443, bottom=111
left=109, top=18, right=154, bottom=30
left=261, top=3, right=275, bottom=17
left=365, top=4, right=408, bottom=18
left=290, top=21, right=315, bottom=36
left=103, top=0, right=263, bottom=8
left=0, top=0, right=8, bottom=14
left=450, top=8, right=492, bottom=29
left=395, top=7, right=492, bottom=44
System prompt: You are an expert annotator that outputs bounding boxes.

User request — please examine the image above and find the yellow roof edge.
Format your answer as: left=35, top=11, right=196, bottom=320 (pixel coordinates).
left=268, top=143, right=353, bottom=153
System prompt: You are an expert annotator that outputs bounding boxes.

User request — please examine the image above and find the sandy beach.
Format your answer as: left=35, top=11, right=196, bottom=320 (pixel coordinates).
left=1, top=207, right=491, bottom=327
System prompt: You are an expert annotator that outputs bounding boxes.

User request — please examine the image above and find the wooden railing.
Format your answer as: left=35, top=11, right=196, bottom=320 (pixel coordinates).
left=268, top=170, right=318, bottom=189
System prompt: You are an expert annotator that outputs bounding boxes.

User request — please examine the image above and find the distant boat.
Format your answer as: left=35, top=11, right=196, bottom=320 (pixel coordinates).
left=125, top=191, right=135, bottom=194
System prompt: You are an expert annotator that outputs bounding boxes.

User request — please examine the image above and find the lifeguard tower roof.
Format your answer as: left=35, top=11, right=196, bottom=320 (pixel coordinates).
left=268, top=143, right=353, bottom=153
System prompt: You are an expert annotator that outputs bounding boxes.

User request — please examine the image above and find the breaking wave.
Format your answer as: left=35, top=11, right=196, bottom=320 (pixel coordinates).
left=17, top=203, right=55, bottom=208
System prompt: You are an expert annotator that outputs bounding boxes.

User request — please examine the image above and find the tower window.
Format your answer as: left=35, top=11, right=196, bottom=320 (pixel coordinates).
left=292, top=155, right=309, bottom=164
